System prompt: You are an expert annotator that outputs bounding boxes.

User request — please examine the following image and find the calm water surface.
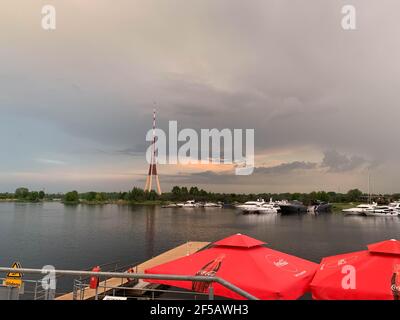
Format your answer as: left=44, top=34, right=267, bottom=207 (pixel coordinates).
left=1, top=202, right=399, bottom=271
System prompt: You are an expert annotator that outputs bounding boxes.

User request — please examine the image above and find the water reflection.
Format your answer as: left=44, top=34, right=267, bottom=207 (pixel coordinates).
left=343, top=215, right=400, bottom=226
left=241, top=213, right=279, bottom=224
left=144, top=206, right=156, bottom=258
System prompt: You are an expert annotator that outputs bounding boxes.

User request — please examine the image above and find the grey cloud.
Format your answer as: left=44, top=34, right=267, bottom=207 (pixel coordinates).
left=163, top=160, right=319, bottom=185
left=162, top=151, right=375, bottom=187
left=254, top=161, right=318, bottom=174
left=116, top=144, right=148, bottom=156
left=321, top=150, right=374, bottom=172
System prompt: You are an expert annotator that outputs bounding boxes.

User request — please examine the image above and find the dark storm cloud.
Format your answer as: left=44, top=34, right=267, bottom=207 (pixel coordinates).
left=163, top=160, right=319, bottom=185
left=254, top=162, right=318, bottom=174
left=321, top=150, right=373, bottom=172
left=162, top=150, right=375, bottom=187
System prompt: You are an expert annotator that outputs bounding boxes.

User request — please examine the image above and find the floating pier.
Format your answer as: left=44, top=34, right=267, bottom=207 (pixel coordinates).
left=56, top=241, right=209, bottom=300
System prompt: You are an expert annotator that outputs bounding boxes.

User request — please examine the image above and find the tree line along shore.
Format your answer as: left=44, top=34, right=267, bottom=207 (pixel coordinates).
left=0, top=186, right=398, bottom=208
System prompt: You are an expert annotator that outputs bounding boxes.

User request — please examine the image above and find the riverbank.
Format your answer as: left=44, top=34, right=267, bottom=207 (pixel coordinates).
left=0, top=199, right=168, bottom=205
left=0, top=199, right=44, bottom=203
left=62, top=199, right=169, bottom=205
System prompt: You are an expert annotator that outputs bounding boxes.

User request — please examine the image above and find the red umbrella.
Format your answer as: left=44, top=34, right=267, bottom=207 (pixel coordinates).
left=310, top=239, right=400, bottom=300
left=145, top=234, right=318, bottom=300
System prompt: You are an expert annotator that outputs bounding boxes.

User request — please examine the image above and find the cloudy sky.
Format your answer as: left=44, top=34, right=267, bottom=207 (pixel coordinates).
left=1, top=0, right=399, bottom=193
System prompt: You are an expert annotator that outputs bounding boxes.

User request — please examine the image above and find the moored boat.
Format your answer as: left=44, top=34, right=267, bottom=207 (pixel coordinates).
left=203, top=202, right=223, bottom=208
left=236, top=199, right=266, bottom=214
left=364, top=206, right=399, bottom=217
left=308, top=201, right=332, bottom=213
left=236, top=198, right=281, bottom=214
left=257, top=203, right=281, bottom=214
left=176, top=200, right=200, bottom=208
left=279, top=201, right=307, bottom=215
left=389, top=201, right=400, bottom=212
left=342, top=203, right=377, bottom=215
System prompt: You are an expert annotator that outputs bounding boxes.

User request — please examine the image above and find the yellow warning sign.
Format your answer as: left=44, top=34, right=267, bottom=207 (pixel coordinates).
left=6, top=262, right=23, bottom=278
left=3, top=278, right=22, bottom=287
left=4, top=262, right=23, bottom=288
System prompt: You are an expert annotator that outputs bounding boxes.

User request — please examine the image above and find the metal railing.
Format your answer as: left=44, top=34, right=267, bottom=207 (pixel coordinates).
left=0, top=267, right=258, bottom=300
left=72, top=279, right=210, bottom=300
left=71, top=260, right=140, bottom=299
left=0, top=276, right=60, bottom=300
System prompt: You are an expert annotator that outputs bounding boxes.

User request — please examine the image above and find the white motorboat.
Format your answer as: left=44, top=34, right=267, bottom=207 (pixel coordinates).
left=203, top=202, right=223, bottom=208
left=389, top=201, right=400, bottom=212
left=236, top=199, right=266, bottom=214
left=177, top=200, right=199, bottom=208
left=365, top=205, right=399, bottom=217
left=236, top=198, right=280, bottom=214
left=342, top=203, right=377, bottom=215
left=342, top=170, right=379, bottom=215
left=257, top=203, right=280, bottom=214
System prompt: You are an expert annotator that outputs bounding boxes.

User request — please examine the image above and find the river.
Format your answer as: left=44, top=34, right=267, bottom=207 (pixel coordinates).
left=0, top=202, right=399, bottom=295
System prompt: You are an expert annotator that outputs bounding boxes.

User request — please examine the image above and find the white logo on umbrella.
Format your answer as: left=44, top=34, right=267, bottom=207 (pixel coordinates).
left=321, top=255, right=359, bottom=270
left=265, top=254, right=306, bottom=276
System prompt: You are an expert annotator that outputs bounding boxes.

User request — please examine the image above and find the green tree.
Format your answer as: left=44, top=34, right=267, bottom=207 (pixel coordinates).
left=15, top=187, right=29, bottom=199
left=189, top=186, right=199, bottom=196
left=171, top=186, right=181, bottom=194
left=64, top=191, right=79, bottom=203
left=95, top=193, right=107, bottom=202
left=38, top=190, right=45, bottom=200
left=131, top=187, right=145, bottom=201
left=347, top=189, right=363, bottom=202
left=316, top=191, right=329, bottom=202
left=27, top=191, right=40, bottom=202
left=85, top=192, right=97, bottom=201
left=181, top=187, right=189, bottom=200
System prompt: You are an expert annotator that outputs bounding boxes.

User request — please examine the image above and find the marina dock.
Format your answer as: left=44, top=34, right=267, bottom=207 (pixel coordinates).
left=56, top=241, right=209, bottom=300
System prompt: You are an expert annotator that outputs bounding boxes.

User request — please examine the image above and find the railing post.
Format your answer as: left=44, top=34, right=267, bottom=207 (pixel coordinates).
left=48, top=288, right=55, bottom=300
left=7, top=287, right=12, bottom=300
left=208, top=284, right=214, bottom=300
left=34, top=281, right=38, bottom=300
left=73, top=280, right=78, bottom=300
left=81, top=285, right=85, bottom=300
left=95, top=286, right=98, bottom=300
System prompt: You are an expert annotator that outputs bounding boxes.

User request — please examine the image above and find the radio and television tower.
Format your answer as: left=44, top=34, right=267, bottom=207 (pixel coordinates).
left=144, top=109, right=162, bottom=195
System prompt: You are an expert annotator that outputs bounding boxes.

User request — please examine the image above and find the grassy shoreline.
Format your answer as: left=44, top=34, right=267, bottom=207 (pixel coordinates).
left=0, top=199, right=43, bottom=203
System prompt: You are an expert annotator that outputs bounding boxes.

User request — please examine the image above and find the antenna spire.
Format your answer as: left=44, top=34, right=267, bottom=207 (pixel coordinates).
left=144, top=109, right=162, bottom=195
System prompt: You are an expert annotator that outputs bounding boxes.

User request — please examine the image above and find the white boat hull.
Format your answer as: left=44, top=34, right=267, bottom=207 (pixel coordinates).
left=203, top=203, right=223, bottom=208
left=365, top=211, right=399, bottom=217
left=257, top=208, right=279, bottom=214
left=237, top=206, right=278, bottom=214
